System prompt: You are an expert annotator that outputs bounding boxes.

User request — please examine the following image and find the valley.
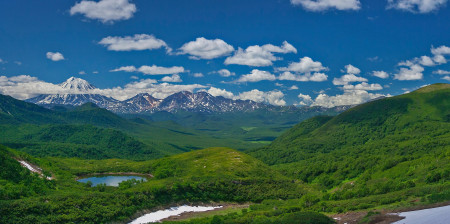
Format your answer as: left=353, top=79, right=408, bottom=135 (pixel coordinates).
left=0, top=83, right=449, bottom=223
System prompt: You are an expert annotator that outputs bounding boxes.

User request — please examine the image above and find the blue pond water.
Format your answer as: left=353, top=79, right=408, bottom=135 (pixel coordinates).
left=77, top=176, right=146, bottom=187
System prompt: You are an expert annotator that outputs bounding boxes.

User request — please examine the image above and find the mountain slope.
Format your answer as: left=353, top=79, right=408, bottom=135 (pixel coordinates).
left=249, top=83, right=450, bottom=198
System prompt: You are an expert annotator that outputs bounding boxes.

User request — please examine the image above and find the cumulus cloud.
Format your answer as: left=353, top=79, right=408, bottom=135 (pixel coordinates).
left=442, top=76, right=450, bottom=81
left=333, top=74, right=368, bottom=85
left=70, top=0, right=136, bottom=23
left=193, top=73, right=204, bottom=77
left=278, top=72, right=327, bottom=82
left=431, top=45, right=450, bottom=55
left=394, top=64, right=424, bottom=80
left=161, top=74, right=182, bottom=82
left=46, top=52, right=65, bottom=61
left=206, top=87, right=235, bottom=99
left=387, top=0, right=448, bottom=13
left=238, top=89, right=286, bottom=106
left=111, top=65, right=185, bottom=75
left=278, top=57, right=327, bottom=73
left=297, top=93, right=313, bottom=105
left=216, top=69, right=235, bottom=77
left=178, top=37, right=234, bottom=59
left=0, top=75, right=208, bottom=101
left=235, top=69, right=276, bottom=83
left=311, top=90, right=386, bottom=107
left=344, top=64, right=361, bottom=74
left=99, top=34, right=171, bottom=52
left=372, top=71, right=389, bottom=79
left=342, top=82, right=383, bottom=91
left=289, top=85, right=299, bottom=90
left=290, top=0, right=361, bottom=11
left=224, top=41, right=297, bottom=67
left=433, top=69, right=450, bottom=75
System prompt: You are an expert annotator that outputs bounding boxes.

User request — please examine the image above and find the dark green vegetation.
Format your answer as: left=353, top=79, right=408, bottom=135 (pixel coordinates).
left=0, top=84, right=449, bottom=223
left=164, top=210, right=334, bottom=224
left=0, top=146, right=309, bottom=223
left=249, top=83, right=450, bottom=204
left=0, top=94, right=339, bottom=159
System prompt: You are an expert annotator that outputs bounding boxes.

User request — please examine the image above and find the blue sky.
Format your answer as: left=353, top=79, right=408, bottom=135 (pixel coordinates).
left=0, top=0, right=449, bottom=107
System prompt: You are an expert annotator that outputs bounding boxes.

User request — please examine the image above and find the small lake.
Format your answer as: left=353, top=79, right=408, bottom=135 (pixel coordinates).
left=77, top=175, right=147, bottom=187
left=392, top=205, right=450, bottom=224
left=129, top=205, right=222, bottom=224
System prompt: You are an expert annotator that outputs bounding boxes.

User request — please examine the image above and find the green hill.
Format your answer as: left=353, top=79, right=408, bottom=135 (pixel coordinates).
left=0, top=147, right=308, bottom=223
left=249, top=83, right=450, bottom=199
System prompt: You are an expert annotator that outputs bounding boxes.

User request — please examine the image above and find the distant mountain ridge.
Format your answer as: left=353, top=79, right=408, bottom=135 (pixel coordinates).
left=26, top=77, right=352, bottom=114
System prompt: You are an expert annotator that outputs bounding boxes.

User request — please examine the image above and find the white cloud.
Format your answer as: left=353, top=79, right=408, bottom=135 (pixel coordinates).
left=289, top=85, right=299, bottom=90
left=342, top=82, right=383, bottom=91
left=433, top=54, right=447, bottom=64
left=178, top=37, right=234, bottom=59
left=224, top=41, right=297, bottom=67
left=110, top=65, right=185, bottom=75
left=0, top=75, right=207, bottom=101
left=431, top=45, right=450, bottom=55
left=93, top=71, right=99, bottom=74
left=0, top=58, right=4, bottom=64
left=311, top=90, right=386, bottom=107
left=216, top=69, right=235, bottom=77
left=372, top=71, right=389, bottom=79
left=99, top=34, right=171, bottom=52
left=418, top=55, right=436, bottom=66
left=138, top=65, right=185, bottom=75
left=278, top=71, right=327, bottom=82
left=333, top=74, right=368, bottom=85
left=433, top=69, right=450, bottom=75
left=394, top=64, right=424, bottom=80
left=161, top=74, right=182, bottom=83
left=387, top=0, right=448, bottom=13
left=70, top=0, right=136, bottom=23
left=46, top=52, right=65, bottom=61
left=238, top=89, right=286, bottom=106
left=290, top=0, right=361, bottom=11
left=399, top=55, right=441, bottom=67
left=78, top=71, right=87, bottom=75
left=236, top=69, right=276, bottom=83
left=14, top=61, right=22, bottom=65
left=206, top=87, right=235, bottom=99
left=297, top=93, right=313, bottom=105
left=344, top=64, right=361, bottom=74
left=193, top=73, right=204, bottom=77
left=111, top=65, right=137, bottom=72
left=278, top=57, right=327, bottom=73
left=130, top=75, right=139, bottom=79
left=442, top=76, right=450, bottom=81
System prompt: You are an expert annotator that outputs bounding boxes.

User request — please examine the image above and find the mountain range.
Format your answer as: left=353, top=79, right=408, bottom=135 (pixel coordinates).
left=26, top=77, right=350, bottom=114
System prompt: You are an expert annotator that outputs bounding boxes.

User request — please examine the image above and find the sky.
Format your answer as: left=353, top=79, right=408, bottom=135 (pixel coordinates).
left=0, top=0, right=450, bottom=107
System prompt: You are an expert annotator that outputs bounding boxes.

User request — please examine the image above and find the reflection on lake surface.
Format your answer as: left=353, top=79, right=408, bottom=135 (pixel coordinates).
left=129, top=205, right=222, bottom=224
left=77, top=176, right=146, bottom=187
left=393, top=205, right=450, bottom=224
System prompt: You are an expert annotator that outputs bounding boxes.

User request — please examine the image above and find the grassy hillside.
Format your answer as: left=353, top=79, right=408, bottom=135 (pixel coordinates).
left=0, top=146, right=309, bottom=223
left=249, top=83, right=450, bottom=200
left=0, top=124, right=162, bottom=160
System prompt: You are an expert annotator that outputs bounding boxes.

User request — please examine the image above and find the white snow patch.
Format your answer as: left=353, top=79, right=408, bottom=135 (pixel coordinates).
left=130, top=205, right=222, bottom=224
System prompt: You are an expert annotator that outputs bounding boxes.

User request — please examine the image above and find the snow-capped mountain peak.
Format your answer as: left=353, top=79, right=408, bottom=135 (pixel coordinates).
left=60, top=77, right=96, bottom=91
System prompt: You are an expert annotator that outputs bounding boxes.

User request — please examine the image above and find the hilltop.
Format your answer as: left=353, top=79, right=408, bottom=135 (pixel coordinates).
left=248, top=83, right=449, bottom=201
